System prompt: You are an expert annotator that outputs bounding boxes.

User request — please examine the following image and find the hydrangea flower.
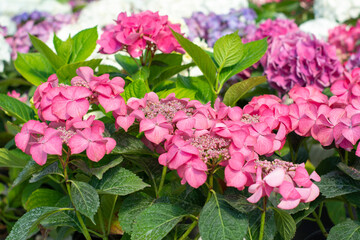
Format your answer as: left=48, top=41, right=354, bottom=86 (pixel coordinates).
left=264, top=31, right=343, bottom=93
left=98, top=11, right=184, bottom=58
left=314, top=0, right=360, bottom=23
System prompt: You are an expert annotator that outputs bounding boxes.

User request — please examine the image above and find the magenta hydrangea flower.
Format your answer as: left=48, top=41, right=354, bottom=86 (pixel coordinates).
left=264, top=31, right=343, bottom=93
left=7, top=90, right=27, bottom=103
left=98, top=11, right=184, bottom=58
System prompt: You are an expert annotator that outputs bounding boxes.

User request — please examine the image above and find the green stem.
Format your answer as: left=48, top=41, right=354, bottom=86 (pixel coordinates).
left=107, top=195, right=118, bottom=235
left=259, top=197, right=267, bottom=240
left=178, top=220, right=198, bottom=240
left=205, top=173, right=214, bottom=203
left=75, top=209, right=92, bottom=240
left=97, top=207, right=108, bottom=240
left=88, top=229, right=104, bottom=239
left=312, top=212, right=327, bottom=238
left=157, top=166, right=167, bottom=198
left=344, top=150, right=349, bottom=165
left=347, top=203, right=355, bottom=220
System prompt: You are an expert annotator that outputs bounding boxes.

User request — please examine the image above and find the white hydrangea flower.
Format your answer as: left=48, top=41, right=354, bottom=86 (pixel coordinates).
left=0, top=35, right=11, bottom=72
left=314, top=0, right=360, bottom=23
left=0, top=0, right=71, bottom=16
left=0, top=15, right=16, bottom=35
left=299, top=18, right=338, bottom=41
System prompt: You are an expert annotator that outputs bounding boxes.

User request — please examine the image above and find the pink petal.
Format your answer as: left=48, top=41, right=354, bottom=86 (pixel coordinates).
left=305, top=184, right=320, bottom=202
left=277, top=199, right=301, bottom=210
left=68, top=133, right=89, bottom=154
left=247, top=186, right=264, bottom=203
left=225, top=166, right=248, bottom=189
left=293, top=167, right=312, bottom=187
left=263, top=168, right=285, bottom=187
left=144, top=125, right=169, bottom=145
left=116, top=115, right=135, bottom=132
left=67, top=99, right=89, bottom=118
left=87, top=141, right=106, bottom=162
left=105, top=137, right=116, bottom=154
left=30, top=144, right=48, bottom=166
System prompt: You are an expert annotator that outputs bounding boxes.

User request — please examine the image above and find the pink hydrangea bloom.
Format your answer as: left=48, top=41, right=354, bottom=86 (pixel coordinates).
left=7, top=90, right=27, bottom=103
left=98, top=11, right=184, bottom=58
left=265, top=31, right=343, bottom=93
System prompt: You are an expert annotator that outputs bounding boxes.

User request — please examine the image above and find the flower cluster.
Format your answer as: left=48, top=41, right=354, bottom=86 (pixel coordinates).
left=314, top=0, right=360, bottom=23
left=15, top=67, right=121, bottom=165
left=286, top=70, right=360, bottom=157
left=247, top=159, right=320, bottom=210
left=264, top=31, right=343, bottom=93
left=328, top=21, right=360, bottom=62
left=98, top=11, right=184, bottom=58
left=111, top=91, right=320, bottom=209
left=184, top=8, right=257, bottom=47
left=346, top=49, right=360, bottom=71
left=5, top=10, right=73, bottom=59
left=7, top=90, right=27, bottom=103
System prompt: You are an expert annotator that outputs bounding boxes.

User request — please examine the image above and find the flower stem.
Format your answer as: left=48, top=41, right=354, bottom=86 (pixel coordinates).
left=312, top=211, right=327, bottom=238
left=107, top=195, right=118, bottom=235
left=178, top=220, right=198, bottom=240
left=97, top=207, right=108, bottom=240
left=157, top=166, right=167, bottom=198
left=259, top=197, right=267, bottom=240
left=206, top=173, right=214, bottom=203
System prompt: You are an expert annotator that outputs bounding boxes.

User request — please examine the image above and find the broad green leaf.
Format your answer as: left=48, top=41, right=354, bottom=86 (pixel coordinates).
left=219, top=38, right=268, bottom=83
left=223, top=188, right=256, bottom=213
left=157, top=87, right=197, bottom=100
left=14, top=53, right=55, bottom=86
left=326, top=201, right=346, bottom=225
left=115, top=54, right=140, bottom=75
left=171, top=29, right=217, bottom=87
left=122, top=79, right=149, bottom=101
left=118, top=192, right=154, bottom=233
left=69, top=26, right=98, bottom=62
left=0, top=78, right=32, bottom=87
left=292, top=196, right=323, bottom=224
left=0, top=94, right=35, bottom=122
left=71, top=156, right=123, bottom=180
left=111, top=130, right=153, bottom=155
left=177, top=75, right=215, bottom=103
left=328, top=219, right=360, bottom=240
left=316, top=171, right=360, bottom=198
left=132, top=67, right=150, bottom=82
left=272, top=207, right=296, bottom=240
left=91, top=167, right=149, bottom=195
left=131, top=203, right=186, bottom=240
left=70, top=180, right=99, bottom=222
left=21, top=182, right=42, bottom=207
left=13, top=161, right=43, bottom=186
left=0, top=148, right=29, bottom=168
left=25, top=189, right=64, bottom=210
left=53, top=34, right=73, bottom=63
left=199, top=193, right=248, bottom=240
left=56, top=59, right=102, bottom=84
left=223, top=76, right=267, bottom=106
left=214, top=32, right=244, bottom=68
left=6, top=207, right=70, bottom=240
left=29, top=162, right=63, bottom=183
left=247, top=209, right=276, bottom=240
left=149, top=53, right=182, bottom=82
left=151, top=63, right=195, bottom=88
left=337, top=162, right=360, bottom=180
left=29, top=34, right=65, bottom=69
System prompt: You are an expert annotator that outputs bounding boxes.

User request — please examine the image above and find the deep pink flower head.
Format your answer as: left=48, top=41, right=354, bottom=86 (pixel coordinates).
left=33, top=74, right=59, bottom=109
left=98, top=11, right=184, bottom=57
left=265, top=31, right=343, bottom=93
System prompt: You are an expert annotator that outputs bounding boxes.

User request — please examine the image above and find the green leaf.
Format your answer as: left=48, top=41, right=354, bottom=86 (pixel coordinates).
left=14, top=53, right=55, bottom=86
left=13, top=161, right=43, bottom=186
left=199, top=193, right=248, bottom=240
left=247, top=209, right=276, bottom=240
left=219, top=38, right=268, bottom=83
left=123, top=79, right=149, bottom=101
left=316, top=171, right=360, bottom=198
left=223, top=76, right=267, bottom=106
left=328, top=219, right=360, bottom=240
left=70, top=180, right=99, bottom=222
left=149, top=53, right=182, bottom=82
left=71, top=156, right=123, bottom=180
left=91, top=167, right=149, bottom=195
left=131, top=203, right=186, bottom=240
left=171, top=29, right=217, bottom=87
left=132, top=67, right=150, bottom=82
left=214, top=31, right=244, bottom=68
left=53, top=34, right=73, bottom=63
left=326, top=201, right=347, bottom=225
left=0, top=94, right=35, bottom=122
left=272, top=207, right=296, bottom=240
left=337, top=162, right=360, bottom=180
left=6, top=207, right=70, bottom=240
left=157, top=87, right=197, bottom=100
left=292, top=196, right=323, bottom=224
left=29, top=34, right=65, bottom=69
left=151, top=63, right=195, bottom=88
left=25, top=189, right=64, bottom=210
left=56, top=59, right=102, bottom=84
left=118, top=192, right=154, bottom=233
left=115, top=54, right=140, bottom=75
left=29, top=162, right=63, bottom=183
left=111, top=131, right=153, bottom=155
left=0, top=148, right=29, bottom=168
left=177, top=75, right=215, bottom=103
left=69, top=26, right=98, bottom=62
